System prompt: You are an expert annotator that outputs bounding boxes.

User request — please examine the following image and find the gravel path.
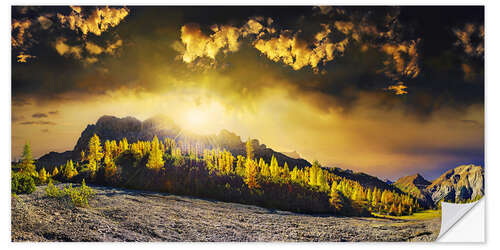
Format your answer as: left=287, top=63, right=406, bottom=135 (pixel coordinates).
left=11, top=184, right=440, bottom=242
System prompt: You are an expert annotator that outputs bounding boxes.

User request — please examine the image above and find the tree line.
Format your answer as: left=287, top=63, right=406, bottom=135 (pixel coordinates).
left=13, top=135, right=422, bottom=216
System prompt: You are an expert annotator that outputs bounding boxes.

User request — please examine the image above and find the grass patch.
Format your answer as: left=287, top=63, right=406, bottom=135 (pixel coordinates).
left=372, top=209, right=441, bottom=220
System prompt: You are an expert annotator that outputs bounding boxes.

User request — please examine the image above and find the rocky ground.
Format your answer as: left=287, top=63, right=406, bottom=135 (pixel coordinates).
left=11, top=184, right=440, bottom=242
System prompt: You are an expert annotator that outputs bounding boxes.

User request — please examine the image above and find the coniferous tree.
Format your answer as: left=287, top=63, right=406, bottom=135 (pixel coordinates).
left=270, top=155, right=279, bottom=178
left=235, top=155, right=246, bottom=176
left=88, top=134, right=104, bottom=174
left=146, top=136, right=165, bottom=170
left=245, top=138, right=254, bottom=161
left=63, top=160, right=77, bottom=179
left=282, top=162, right=290, bottom=181
left=38, top=168, right=48, bottom=183
left=19, top=141, right=36, bottom=175
left=52, top=167, right=59, bottom=177
left=244, top=159, right=259, bottom=189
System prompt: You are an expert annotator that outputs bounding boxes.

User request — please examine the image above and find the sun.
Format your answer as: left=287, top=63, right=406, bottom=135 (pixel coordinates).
left=186, top=108, right=206, bottom=128
left=179, top=101, right=227, bottom=134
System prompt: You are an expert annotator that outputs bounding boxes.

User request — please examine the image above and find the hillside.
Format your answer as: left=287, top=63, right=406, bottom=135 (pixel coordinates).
left=394, top=174, right=433, bottom=206
left=426, top=164, right=484, bottom=203
left=11, top=184, right=440, bottom=242
left=328, top=167, right=404, bottom=194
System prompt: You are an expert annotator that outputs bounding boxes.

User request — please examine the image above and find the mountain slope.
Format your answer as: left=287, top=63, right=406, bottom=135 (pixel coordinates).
left=426, top=164, right=484, bottom=204
left=394, top=174, right=433, bottom=205
left=327, top=167, right=404, bottom=194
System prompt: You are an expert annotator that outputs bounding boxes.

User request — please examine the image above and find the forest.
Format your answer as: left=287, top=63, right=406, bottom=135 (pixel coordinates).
left=12, top=134, right=422, bottom=217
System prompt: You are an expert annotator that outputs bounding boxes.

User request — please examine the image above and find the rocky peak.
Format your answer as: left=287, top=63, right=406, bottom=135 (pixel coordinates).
left=426, top=164, right=484, bottom=204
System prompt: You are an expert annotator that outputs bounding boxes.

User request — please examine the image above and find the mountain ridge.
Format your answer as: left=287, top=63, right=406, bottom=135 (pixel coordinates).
left=34, top=115, right=484, bottom=206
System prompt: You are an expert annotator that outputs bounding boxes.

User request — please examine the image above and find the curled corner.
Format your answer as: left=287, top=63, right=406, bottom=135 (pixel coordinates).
left=437, top=198, right=483, bottom=240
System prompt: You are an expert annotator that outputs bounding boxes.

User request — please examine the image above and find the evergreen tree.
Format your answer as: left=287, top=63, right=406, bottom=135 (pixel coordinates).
left=245, top=138, right=254, bottom=161
left=282, top=162, right=290, bottom=181
left=270, top=155, right=279, bottom=178
left=52, top=167, right=59, bottom=177
left=244, top=159, right=259, bottom=189
left=63, top=160, right=77, bottom=179
left=38, top=168, right=48, bottom=183
left=88, top=134, right=104, bottom=173
left=308, top=161, right=321, bottom=186
left=146, top=136, right=165, bottom=170
left=260, top=159, right=271, bottom=177
left=19, top=141, right=36, bottom=175
left=235, top=155, right=246, bottom=176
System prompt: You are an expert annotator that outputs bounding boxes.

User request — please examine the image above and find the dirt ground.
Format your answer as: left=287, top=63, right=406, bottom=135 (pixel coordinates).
left=11, top=184, right=440, bottom=242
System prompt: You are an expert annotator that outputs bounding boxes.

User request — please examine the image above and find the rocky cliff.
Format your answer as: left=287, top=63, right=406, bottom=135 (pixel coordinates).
left=425, top=164, right=484, bottom=203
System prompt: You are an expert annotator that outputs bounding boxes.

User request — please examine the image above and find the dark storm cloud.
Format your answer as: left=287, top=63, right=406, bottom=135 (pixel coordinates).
left=11, top=6, right=483, bottom=120
left=32, top=112, right=48, bottom=118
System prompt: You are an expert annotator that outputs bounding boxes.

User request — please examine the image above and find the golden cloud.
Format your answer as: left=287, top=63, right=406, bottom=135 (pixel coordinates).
left=454, top=23, right=484, bottom=58
left=57, top=6, right=129, bottom=37
left=54, top=37, right=82, bottom=59
left=17, top=53, right=36, bottom=63
left=11, top=19, right=32, bottom=48
left=253, top=26, right=347, bottom=71
left=176, top=12, right=421, bottom=94
left=180, top=23, right=241, bottom=63
left=381, top=40, right=420, bottom=80
left=37, top=15, right=53, bottom=30
left=85, top=41, right=104, bottom=54
left=386, top=82, right=408, bottom=95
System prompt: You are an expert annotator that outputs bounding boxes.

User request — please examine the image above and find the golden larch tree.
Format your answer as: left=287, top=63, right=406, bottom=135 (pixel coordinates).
left=146, top=136, right=165, bottom=169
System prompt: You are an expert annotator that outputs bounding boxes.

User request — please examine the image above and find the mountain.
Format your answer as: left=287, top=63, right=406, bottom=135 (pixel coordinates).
left=425, top=164, right=484, bottom=204
left=327, top=167, right=404, bottom=194
left=34, top=115, right=485, bottom=207
left=37, top=115, right=311, bottom=171
left=394, top=174, right=433, bottom=206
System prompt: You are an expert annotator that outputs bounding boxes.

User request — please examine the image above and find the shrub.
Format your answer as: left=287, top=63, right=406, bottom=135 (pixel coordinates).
left=12, top=172, right=36, bottom=194
left=66, top=180, right=95, bottom=207
left=45, top=179, right=65, bottom=198
left=44, top=179, right=95, bottom=207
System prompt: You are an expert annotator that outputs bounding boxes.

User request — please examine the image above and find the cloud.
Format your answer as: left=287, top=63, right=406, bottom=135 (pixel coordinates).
left=17, top=53, right=36, bottom=63
left=176, top=9, right=421, bottom=92
left=386, top=82, right=408, bottom=95
left=57, top=6, right=129, bottom=37
left=454, top=23, right=484, bottom=58
left=37, top=15, right=53, bottom=30
left=48, top=110, right=59, bottom=115
left=54, top=37, right=83, bottom=59
left=179, top=23, right=241, bottom=63
left=32, top=112, right=48, bottom=118
left=11, top=19, right=32, bottom=49
left=85, top=39, right=123, bottom=55
left=19, top=121, right=56, bottom=125
left=380, top=40, right=420, bottom=81
left=85, top=41, right=104, bottom=54
left=12, top=6, right=128, bottom=64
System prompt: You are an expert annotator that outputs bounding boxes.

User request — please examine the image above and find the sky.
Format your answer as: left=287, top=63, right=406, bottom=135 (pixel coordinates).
left=11, top=6, right=484, bottom=180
